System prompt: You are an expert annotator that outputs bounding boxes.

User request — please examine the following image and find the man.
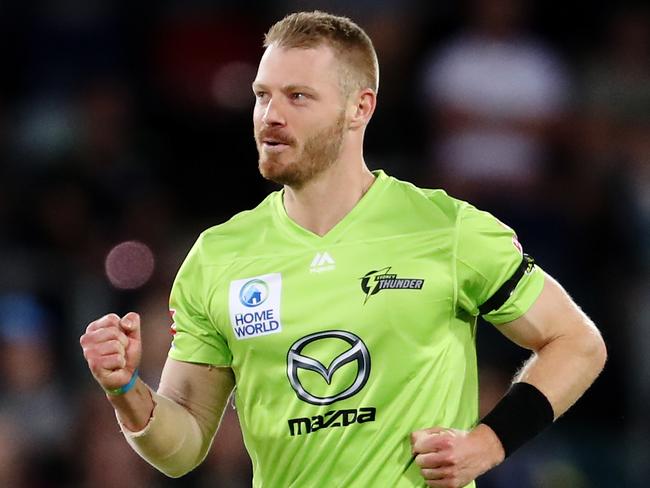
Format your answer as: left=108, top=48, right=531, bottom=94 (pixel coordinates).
left=80, top=11, right=606, bottom=488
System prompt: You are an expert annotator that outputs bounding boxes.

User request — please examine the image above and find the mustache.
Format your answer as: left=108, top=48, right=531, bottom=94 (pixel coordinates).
left=256, top=129, right=296, bottom=146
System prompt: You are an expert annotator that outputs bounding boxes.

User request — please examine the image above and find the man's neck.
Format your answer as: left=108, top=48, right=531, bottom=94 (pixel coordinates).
left=283, top=161, right=375, bottom=237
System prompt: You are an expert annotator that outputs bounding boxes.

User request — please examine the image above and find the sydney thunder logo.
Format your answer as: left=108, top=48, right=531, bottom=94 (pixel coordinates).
left=360, top=267, right=424, bottom=304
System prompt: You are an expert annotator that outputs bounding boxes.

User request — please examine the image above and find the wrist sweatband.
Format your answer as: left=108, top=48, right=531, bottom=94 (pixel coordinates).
left=105, top=369, right=139, bottom=396
left=480, top=382, right=554, bottom=458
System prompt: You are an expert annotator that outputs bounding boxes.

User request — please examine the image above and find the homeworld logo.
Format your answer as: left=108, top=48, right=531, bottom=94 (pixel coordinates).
left=239, top=279, right=268, bottom=307
left=360, top=267, right=424, bottom=304
left=229, top=273, right=282, bottom=340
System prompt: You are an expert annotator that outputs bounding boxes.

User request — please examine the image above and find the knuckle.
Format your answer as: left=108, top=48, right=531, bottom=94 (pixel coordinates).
left=84, top=343, right=99, bottom=356
left=97, top=328, right=119, bottom=343
left=85, top=330, right=103, bottom=344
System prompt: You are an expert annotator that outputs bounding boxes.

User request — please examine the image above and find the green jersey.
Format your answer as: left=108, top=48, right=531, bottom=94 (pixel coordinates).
left=168, top=170, right=544, bottom=487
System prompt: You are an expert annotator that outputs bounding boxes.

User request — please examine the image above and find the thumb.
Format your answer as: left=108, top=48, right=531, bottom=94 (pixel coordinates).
left=120, top=312, right=142, bottom=372
left=120, top=312, right=141, bottom=339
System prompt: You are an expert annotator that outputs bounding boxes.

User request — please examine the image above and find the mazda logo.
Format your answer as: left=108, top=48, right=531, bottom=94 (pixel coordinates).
left=287, top=330, right=371, bottom=406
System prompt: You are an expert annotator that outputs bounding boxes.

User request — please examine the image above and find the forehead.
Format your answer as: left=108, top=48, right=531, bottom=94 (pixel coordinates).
left=255, top=43, right=341, bottom=90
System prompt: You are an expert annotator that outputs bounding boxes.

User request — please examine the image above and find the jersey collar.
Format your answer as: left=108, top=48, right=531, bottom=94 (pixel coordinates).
left=272, top=169, right=389, bottom=245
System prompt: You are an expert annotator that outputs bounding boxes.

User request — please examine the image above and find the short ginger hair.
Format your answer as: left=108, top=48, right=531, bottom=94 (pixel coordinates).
left=264, top=11, right=379, bottom=96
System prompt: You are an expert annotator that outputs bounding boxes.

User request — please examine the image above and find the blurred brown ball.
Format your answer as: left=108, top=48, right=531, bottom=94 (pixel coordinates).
left=105, top=241, right=155, bottom=290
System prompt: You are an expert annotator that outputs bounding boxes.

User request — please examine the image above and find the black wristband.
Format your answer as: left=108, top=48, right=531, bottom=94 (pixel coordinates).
left=480, top=382, right=554, bottom=458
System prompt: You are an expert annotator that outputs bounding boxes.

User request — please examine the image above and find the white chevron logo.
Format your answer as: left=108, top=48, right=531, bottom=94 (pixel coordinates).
left=310, top=252, right=335, bottom=273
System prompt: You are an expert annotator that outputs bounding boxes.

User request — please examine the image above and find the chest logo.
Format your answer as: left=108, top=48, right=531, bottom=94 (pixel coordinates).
left=239, top=279, right=269, bottom=307
left=287, top=330, right=370, bottom=406
left=360, top=267, right=425, bottom=304
left=310, top=252, right=335, bottom=273
left=229, top=273, right=282, bottom=339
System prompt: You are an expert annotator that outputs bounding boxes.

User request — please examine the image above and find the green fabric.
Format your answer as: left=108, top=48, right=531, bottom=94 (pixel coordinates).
left=168, top=170, right=544, bottom=487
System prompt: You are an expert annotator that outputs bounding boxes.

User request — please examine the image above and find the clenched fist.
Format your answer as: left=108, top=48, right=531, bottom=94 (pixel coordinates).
left=411, top=425, right=504, bottom=488
left=80, top=312, right=142, bottom=392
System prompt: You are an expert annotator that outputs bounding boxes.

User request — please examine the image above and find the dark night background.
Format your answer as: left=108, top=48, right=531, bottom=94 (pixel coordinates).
left=0, top=1, right=648, bottom=486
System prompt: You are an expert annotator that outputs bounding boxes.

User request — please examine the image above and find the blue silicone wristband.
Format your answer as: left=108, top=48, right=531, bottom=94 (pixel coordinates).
left=105, top=369, right=139, bottom=396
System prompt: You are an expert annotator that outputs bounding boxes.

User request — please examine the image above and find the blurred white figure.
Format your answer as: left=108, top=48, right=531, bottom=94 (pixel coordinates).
left=423, top=0, right=569, bottom=203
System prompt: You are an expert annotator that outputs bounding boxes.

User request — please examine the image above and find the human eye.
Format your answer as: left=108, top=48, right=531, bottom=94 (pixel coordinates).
left=254, top=90, right=269, bottom=102
left=290, top=92, right=308, bottom=102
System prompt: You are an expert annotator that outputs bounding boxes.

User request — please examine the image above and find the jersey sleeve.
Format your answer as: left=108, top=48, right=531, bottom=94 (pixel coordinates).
left=455, top=203, right=545, bottom=325
left=168, top=236, right=232, bottom=366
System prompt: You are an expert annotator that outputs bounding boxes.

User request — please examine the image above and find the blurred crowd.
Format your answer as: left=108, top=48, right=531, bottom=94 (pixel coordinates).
left=0, top=1, right=648, bottom=487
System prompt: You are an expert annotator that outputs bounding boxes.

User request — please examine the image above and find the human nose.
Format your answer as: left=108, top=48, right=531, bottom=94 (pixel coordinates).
left=261, top=98, right=286, bottom=126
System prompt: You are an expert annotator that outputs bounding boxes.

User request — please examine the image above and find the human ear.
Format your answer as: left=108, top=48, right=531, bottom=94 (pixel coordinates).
left=348, top=89, right=376, bottom=130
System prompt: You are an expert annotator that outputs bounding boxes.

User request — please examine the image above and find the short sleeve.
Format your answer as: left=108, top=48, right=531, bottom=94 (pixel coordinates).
left=168, top=237, right=232, bottom=366
left=455, top=204, right=544, bottom=325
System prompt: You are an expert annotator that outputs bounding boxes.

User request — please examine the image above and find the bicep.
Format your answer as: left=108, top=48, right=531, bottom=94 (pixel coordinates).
left=158, top=357, right=235, bottom=434
left=495, top=273, right=597, bottom=352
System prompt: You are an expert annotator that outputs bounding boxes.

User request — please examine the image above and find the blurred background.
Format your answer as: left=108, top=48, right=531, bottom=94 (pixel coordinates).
left=0, top=0, right=648, bottom=486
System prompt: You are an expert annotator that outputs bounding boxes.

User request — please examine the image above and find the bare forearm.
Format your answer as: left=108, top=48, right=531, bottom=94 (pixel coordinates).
left=514, top=330, right=607, bottom=418
left=108, top=379, right=155, bottom=431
